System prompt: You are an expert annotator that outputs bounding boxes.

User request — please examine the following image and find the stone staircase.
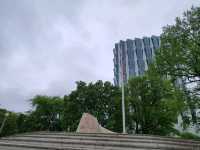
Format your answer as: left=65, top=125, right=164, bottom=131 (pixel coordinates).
left=0, top=132, right=199, bottom=150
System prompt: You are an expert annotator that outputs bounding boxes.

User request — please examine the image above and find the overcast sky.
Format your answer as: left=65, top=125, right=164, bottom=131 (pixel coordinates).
left=0, top=0, right=199, bottom=112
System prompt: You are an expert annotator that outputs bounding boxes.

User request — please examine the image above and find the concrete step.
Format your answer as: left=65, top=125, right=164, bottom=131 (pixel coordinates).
left=3, top=135, right=199, bottom=148
left=0, top=141, right=93, bottom=150
left=0, top=136, right=198, bottom=150
left=0, top=132, right=199, bottom=150
left=0, top=145, right=44, bottom=150
left=0, top=140, right=159, bottom=150
left=19, top=132, right=200, bottom=145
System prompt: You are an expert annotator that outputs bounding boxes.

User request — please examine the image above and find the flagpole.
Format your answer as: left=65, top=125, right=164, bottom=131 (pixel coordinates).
left=122, top=74, right=126, bottom=134
left=121, top=52, right=126, bottom=134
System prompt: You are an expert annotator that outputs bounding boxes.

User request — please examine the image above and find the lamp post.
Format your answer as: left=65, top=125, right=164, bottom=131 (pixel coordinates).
left=0, top=112, right=9, bottom=135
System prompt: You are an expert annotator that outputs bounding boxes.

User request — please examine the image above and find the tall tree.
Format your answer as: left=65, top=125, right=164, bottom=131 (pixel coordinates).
left=63, top=80, right=122, bottom=132
left=31, top=95, right=64, bottom=131
left=155, top=6, right=200, bottom=94
left=155, top=6, right=200, bottom=129
left=126, top=68, right=185, bottom=135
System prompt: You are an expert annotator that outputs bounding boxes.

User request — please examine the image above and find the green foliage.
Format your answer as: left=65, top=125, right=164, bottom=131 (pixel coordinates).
left=16, top=113, right=35, bottom=133
left=0, top=108, right=18, bottom=137
left=63, top=80, right=121, bottom=132
left=0, top=95, right=65, bottom=137
left=31, top=95, right=64, bottom=131
left=155, top=6, right=200, bottom=130
left=126, top=67, right=186, bottom=135
left=155, top=6, right=200, bottom=89
left=179, top=132, right=200, bottom=140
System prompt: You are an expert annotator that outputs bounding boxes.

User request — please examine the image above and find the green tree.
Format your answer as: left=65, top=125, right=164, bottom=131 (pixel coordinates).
left=126, top=68, right=185, bottom=135
left=0, top=108, right=18, bottom=137
left=155, top=6, right=200, bottom=129
left=155, top=6, right=200, bottom=94
left=63, top=80, right=122, bottom=132
left=31, top=95, right=64, bottom=131
left=16, top=113, right=28, bottom=133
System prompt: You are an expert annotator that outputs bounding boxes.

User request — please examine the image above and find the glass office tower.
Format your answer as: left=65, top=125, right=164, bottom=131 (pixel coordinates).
left=113, top=36, right=160, bottom=86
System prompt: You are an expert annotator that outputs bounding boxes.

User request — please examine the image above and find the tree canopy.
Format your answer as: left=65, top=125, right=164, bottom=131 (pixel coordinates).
left=155, top=6, right=200, bottom=94
left=31, top=95, right=64, bottom=131
left=126, top=66, right=186, bottom=135
left=155, top=6, right=200, bottom=130
left=63, top=80, right=122, bottom=132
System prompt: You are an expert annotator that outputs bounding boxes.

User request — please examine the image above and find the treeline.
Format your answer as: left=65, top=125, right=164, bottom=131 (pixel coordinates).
left=0, top=81, right=122, bottom=136
left=0, top=6, right=200, bottom=138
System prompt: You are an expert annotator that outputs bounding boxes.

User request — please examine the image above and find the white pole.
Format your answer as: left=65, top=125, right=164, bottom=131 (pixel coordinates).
left=121, top=52, right=126, bottom=134
left=121, top=75, right=126, bottom=134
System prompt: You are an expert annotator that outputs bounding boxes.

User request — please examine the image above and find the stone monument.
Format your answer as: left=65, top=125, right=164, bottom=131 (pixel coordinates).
left=76, top=113, right=114, bottom=133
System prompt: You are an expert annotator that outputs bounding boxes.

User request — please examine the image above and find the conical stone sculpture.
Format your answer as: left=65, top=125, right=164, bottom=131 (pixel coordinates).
left=76, top=113, right=114, bottom=133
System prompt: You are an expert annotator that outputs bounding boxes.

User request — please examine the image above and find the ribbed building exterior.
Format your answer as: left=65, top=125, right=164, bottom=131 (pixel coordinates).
left=113, top=36, right=160, bottom=86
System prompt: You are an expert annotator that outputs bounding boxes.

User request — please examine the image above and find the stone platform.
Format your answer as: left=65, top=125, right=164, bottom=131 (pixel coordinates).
left=0, top=132, right=200, bottom=150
